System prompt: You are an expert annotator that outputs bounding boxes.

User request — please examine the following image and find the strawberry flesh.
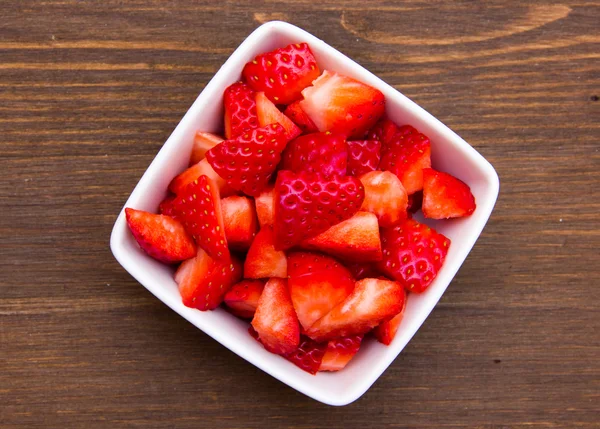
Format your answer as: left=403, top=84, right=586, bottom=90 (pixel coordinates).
left=359, top=170, right=408, bottom=227
left=319, top=335, right=363, bottom=371
left=255, top=185, right=275, bottom=228
left=374, top=289, right=407, bottom=345
left=189, top=132, right=223, bottom=166
left=244, top=225, right=287, bottom=279
left=169, top=158, right=234, bottom=197
left=224, top=279, right=265, bottom=319
left=255, top=91, right=301, bottom=141
left=220, top=195, right=258, bottom=251
left=284, top=101, right=319, bottom=134
left=422, top=168, right=476, bottom=219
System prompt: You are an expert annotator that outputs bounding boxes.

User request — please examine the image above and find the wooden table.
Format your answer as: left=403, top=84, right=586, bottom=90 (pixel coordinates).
left=1, top=1, right=598, bottom=427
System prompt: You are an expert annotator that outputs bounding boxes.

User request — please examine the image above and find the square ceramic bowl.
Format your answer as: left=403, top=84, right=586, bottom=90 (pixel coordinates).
left=110, top=21, right=499, bottom=406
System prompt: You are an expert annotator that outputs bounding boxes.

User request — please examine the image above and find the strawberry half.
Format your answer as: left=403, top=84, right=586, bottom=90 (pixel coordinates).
left=251, top=278, right=300, bottom=355
left=244, top=225, right=287, bottom=279
left=224, top=82, right=259, bottom=139
left=189, top=132, right=223, bottom=166
left=255, top=184, right=274, bottom=228
left=206, top=124, right=287, bottom=197
left=280, top=132, right=348, bottom=178
left=224, top=279, right=265, bottom=319
left=125, top=208, right=196, bottom=263
left=374, top=289, right=407, bottom=345
left=255, top=92, right=301, bottom=141
left=306, top=278, right=404, bottom=342
left=422, top=168, right=476, bottom=219
left=242, top=42, right=320, bottom=105
left=287, top=251, right=355, bottom=331
left=300, top=70, right=385, bottom=138
left=284, top=101, right=319, bottom=134
left=221, top=195, right=258, bottom=251
left=283, top=336, right=328, bottom=375
left=378, top=218, right=450, bottom=293
left=319, top=335, right=363, bottom=371
left=273, top=170, right=365, bottom=250
left=359, top=170, right=408, bottom=227
left=346, top=139, right=381, bottom=177
left=169, top=158, right=234, bottom=198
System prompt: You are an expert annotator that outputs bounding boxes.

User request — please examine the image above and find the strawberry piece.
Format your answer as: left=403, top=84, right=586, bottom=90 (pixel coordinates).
left=206, top=124, right=287, bottom=197
left=242, top=43, right=320, bottom=105
left=221, top=195, right=258, bottom=251
left=224, top=279, right=265, bottom=319
left=251, top=278, right=300, bottom=355
left=244, top=225, right=287, bottom=279
left=273, top=171, right=365, bottom=250
left=283, top=336, right=328, bottom=375
left=287, top=251, right=355, bottom=330
left=359, top=170, right=408, bottom=227
left=379, top=126, right=431, bottom=195
left=169, top=158, right=234, bottom=197
left=306, top=278, right=404, bottom=342
left=255, top=185, right=274, bottom=228
left=345, top=262, right=382, bottom=280
left=175, top=248, right=243, bottom=310
left=189, top=132, right=223, bottom=166
left=407, top=191, right=423, bottom=214
left=171, top=175, right=229, bottom=260
left=346, top=139, right=381, bottom=177
left=374, top=289, right=407, bottom=345
left=280, top=132, right=348, bottom=178
left=300, top=211, right=382, bottom=262
left=224, top=82, right=259, bottom=139
left=255, top=92, right=301, bottom=141
left=367, top=118, right=401, bottom=147
left=422, top=168, right=476, bottom=219
left=284, top=101, right=319, bottom=134
left=319, top=335, right=363, bottom=371
left=125, top=208, right=196, bottom=263
left=378, top=218, right=450, bottom=293
left=158, top=195, right=178, bottom=218
left=300, top=70, right=385, bottom=138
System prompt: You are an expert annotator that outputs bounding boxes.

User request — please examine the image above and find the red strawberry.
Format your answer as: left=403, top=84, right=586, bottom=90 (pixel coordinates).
left=407, top=191, right=423, bottom=214
left=378, top=218, right=450, bottom=293
left=251, top=278, right=300, bottom=355
left=206, top=124, right=287, bottom=197
left=255, top=92, right=301, bottom=141
left=346, top=139, right=381, bottom=177
left=244, top=225, right=287, bottom=279
left=125, top=208, right=196, bottom=263
left=300, top=70, right=385, bottom=138
left=221, top=195, right=258, bottom=250
left=287, top=251, right=355, bottom=330
left=359, top=170, right=408, bottom=227
left=189, top=132, right=223, bottom=166
left=280, top=132, right=348, bottom=178
left=367, top=117, right=401, bottom=147
left=223, top=82, right=259, bottom=139
left=158, top=195, right=178, bottom=218
left=319, top=335, right=363, bottom=371
left=242, top=43, right=320, bottom=105
left=171, top=175, right=229, bottom=260
left=169, top=158, right=234, bottom=197
left=283, top=336, right=328, bottom=375
left=273, top=171, right=365, bottom=250
left=306, top=278, right=404, bottom=342
left=284, top=101, right=319, bottom=134
left=374, top=289, right=407, bottom=345
left=300, top=211, right=382, bottom=262
left=224, top=279, right=265, bottom=319
left=422, top=168, right=476, bottom=219
left=345, top=262, right=382, bottom=280
left=255, top=184, right=274, bottom=228
left=175, top=248, right=243, bottom=310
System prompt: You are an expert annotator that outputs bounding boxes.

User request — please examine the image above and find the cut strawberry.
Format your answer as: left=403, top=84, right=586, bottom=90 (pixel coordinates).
left=125, top=208, right=196, bottom=263
left=359, top=170, right=408, bottom=227
left=189, top=132, right=223, bottom=166
left=244, top=225, right=287, bottom=279
left=223, top=82, right=259, bottom=139
left=422, top=168, right=476, bottom=219
left=158, top=195, right=178, bottom=218
left=287, top=251, right=355, bottom=331
left=284, top=101, right=319, bottom=134
left=175, top=248, right=243, bottom=310
left=367, top=117, right=401, bottom=147
left=346, top=139, right=381, bottom=177
left=283, top=336, right=328, bottom=375
left=378, top=218, right=450, bottom=293
left=251, top=278, right=300, bottom=355
left=345, top=262, right=382, bottom=280
left=374, top=289, right=407, bottom=345
left=206, top=124, right=287, bottom=197
left=306, top=278, right=404, bottom=342
left=319, top=335, right=363, bottom=372
left=255, top=184, right=274, bottom=228
left=407, top=191, right=423, bottom=214
left=223, top=279, right=265, bottom=319
left=255, top=92, right=301, bottom=141
left=168, top=158, right=234, bottom=198
left=300, top=70, right=385, bottom=138
left=221, top=195, right=258, bottom=251
left=280, top=132, right=347, bottom=178
left=300, top=211, right=382, bottom=262
left=242, top=42, right=320, bottom=105
left=273, top=171, right=365, bottom=250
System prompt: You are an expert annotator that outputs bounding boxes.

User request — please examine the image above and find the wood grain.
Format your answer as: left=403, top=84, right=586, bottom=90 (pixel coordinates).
left=1, top=1, right=598, bottom=427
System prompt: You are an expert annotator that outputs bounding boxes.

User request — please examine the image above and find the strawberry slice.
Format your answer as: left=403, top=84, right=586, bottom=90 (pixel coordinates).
left=359, top=170, right=408, bottom=227
left=346, top=139, right=381, bottom=177
left=251, top=278, right=300, bottom=355
left=300, top=70, right=385, bottom=138
left=378, top=218, right=450, bottom=293
left=422, top=168, right=476, bottom=219
left=175, top=248, right=242, bottom=310
left=273, top=171, right=365, bottom=250
left=244, top=225, right=287, bottom=279
left=125, top=208, right=196, bottom=263
left=242, top=43, right=320, bottom=105
left=189, top=132, right=223, bottom=166
left=171, top=175, right=229, bottom=260
left=306, top=278, right=404, bottom=342
left=206, top=124, right=287, bottom=197
left=374, top=289, right=407, bottom=345
left=223, top=82, right=259, bottom=139
left=284, top=101, right=319, bottom=134
left=255, top=184, right=274, bottom=228
left=283, top=336, right=328, bottom=375
left=319, top=335, right=363, bottom=371
left=300, top=211, right=382, bottom=262
left=287, top=251, right=355, bottom=331
left=255, top=92, right=301, bottom=141
left=224, top=279, right=265, bottom=319
left=221, top=195, right=258, bottom=251
left=169, top=158, right=234, bottom=197
left=280, top=132, right=348, bottom=178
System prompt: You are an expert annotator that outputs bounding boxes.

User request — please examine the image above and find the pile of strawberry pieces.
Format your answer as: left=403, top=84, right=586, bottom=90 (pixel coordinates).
left=125, top=42, right=476, bottom=374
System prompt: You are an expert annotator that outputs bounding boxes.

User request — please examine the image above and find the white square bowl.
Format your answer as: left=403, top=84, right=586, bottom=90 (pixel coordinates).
left=110, top=21, right=499, bottom=406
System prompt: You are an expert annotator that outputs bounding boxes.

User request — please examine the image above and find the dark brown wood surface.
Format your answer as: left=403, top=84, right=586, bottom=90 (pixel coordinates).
left=1, top=1, right=599, bottom=427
